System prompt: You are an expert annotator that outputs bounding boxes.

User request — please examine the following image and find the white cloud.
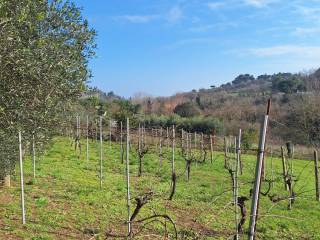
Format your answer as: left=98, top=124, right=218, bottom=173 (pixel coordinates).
left=244, top=0, right=277, bottom=7
left=293, top=5, right=320, bottom=21
left=246, top=45, right=320, bottom=57
left=207, top=2, right=226, bottom=10
left=164, top=37, right=216, bottom=49
left=292, top=27, right=320, bottom=36
left=115, top=14, right=158, bottom=23
left=166, top=6, right=183, bottom=23
left=189, top=21, right=238, bottom=32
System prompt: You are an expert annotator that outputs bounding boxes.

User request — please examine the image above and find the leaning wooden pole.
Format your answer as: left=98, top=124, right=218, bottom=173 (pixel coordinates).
left=19, top=131, right=26, bottom=224
left=248, top=99, right=271, bottom=240
left=314, top=150, right=320, bottom=202
left=126, top=118, right=131, bottom=234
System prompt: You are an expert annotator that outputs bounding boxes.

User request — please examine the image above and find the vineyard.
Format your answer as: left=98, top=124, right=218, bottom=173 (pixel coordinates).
left=0, top=112, right=320, bottom=240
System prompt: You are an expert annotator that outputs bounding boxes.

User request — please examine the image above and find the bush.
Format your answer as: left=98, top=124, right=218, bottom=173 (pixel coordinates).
left=173, top=102, right=200, bottom=118
left=141, top=114, right=223, bottom=134
left=242, top=128, right=258, bottom=152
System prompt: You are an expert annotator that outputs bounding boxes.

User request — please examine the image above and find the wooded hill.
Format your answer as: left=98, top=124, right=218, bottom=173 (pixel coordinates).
left=79, top=69, right=320, bottom=147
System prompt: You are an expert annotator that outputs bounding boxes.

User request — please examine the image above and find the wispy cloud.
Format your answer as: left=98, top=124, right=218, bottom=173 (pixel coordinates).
left=244, top=0, right=278, bottom=8
left=207, top=2, right=226, bottom=10
left=292, top=27, right=320, bottom=36
left=166, top=6, right=183, bottom=23
left=114, top=6, right=183, bottom=24
left=164, top=37, right=216, bottom=50
left=293, top=5, right=320, bottom=21
left=189, top=21, right=238, bottom=32
left=245, top=45, right=320, bottom=57
left=114, top=14, right=158, bottom=23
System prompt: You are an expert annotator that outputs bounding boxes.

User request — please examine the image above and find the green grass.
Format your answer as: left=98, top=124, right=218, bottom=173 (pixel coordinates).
left=0, top=137, right=319, bottom=239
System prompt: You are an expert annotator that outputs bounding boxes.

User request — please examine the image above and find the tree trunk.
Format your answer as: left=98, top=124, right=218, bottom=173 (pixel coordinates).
left=4, top=175, right=11, bottom=187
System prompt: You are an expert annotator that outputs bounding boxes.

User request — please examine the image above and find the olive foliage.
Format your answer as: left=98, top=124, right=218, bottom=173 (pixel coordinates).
left=0, top=0, right=96, bottom=179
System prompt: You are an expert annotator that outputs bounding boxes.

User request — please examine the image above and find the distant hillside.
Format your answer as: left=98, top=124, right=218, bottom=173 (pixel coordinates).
left=78, top=68, right=320, bottom=146
left=131, top=68, right=320, bottom=145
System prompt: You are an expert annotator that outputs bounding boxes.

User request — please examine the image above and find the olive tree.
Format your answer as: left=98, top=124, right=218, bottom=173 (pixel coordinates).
left=0, top=0, right=96, bottom=184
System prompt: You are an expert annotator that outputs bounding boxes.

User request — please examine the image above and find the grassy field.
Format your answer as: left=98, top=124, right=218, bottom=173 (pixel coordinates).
left=0, top=137, right=319, bottom=239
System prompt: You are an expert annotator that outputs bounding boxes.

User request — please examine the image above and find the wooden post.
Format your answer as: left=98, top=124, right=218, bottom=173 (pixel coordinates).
left=126, top=118, right=131, bottom=234
left=210, top=135, right=213, bottom=164
left=314, top=150, right=320, bottom=202
left=99, top=116, right=103, bottom=189
left=172, top=125, right=175, bottom=175
left=19, top=131, right=26, bottom=224
left=155, top=128, right=158, bottom=151
left=248, top=99, right=271, bottom=240
left=159, top=128, right=163, bottom=167
left=189, top=133, right=192, bottom=157
left=270, top=145, right=274, bottom=188
left=224, top=137, right=227, bottom=169
left=234, top=129, right=241, bottom=240
left=138, top=123, right=141, bottom=155
left=120, top=121, right=124, bottom=164
left=194, top=132, right=197, bottom=167
left=32, top=133, right=36, bottom=180
left=166, top=127, right=169, bottom=149
left=86, top=115, right=89, bottom=164
left=236, top=129, right=242, bottom=175
left=186, top=132, right=189, bottom=159
left=109, top=119, right=112, bottom=150
left=181, top=129, right=184, bottom=150
left=281, top=146, right=288, bottom=191
left=201, top=133, right=204, bottom=161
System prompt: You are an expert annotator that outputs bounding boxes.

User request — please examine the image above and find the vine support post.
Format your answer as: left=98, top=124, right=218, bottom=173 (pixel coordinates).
left=99, top=116, right=103, bottom=189
left=281, top=146, right=288, bottom=191
left=126, top=118, right=131, bottom=235
left=234, top=129, right=242, bottom=240
left=314, top=150, right=320, bottom=202
left=32, top=133, right=36, bottom=180
left=270, top=145, right=274, bottom=188
left=86, top=115, right=89, bottom=164
left=19, top=131, right=26, bottom=224
left=172, top=125, right=175, bottom=176
left=201, top=133, right=204, bottom=161
left=210, top=135, right=213, bottom=164
left=186, top=133, right=189, bottom=159
left=159, top=128, right=163, bottom=168
left=248, top=99, right=271, bottom=240
left=138, top=123, right=141, bottom=155
left=194, top=132, right=197, bottom=167
left=224, top=137, right=227, bottom=169
left=109, top=119, right=112, bottom=151
left=166, top=127, right=169, bottom=150
left=120, top=121, right=124, bottom=164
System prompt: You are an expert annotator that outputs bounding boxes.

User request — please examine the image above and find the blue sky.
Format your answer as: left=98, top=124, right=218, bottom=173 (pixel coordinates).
left=74, top=0, right=320, bottom=97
